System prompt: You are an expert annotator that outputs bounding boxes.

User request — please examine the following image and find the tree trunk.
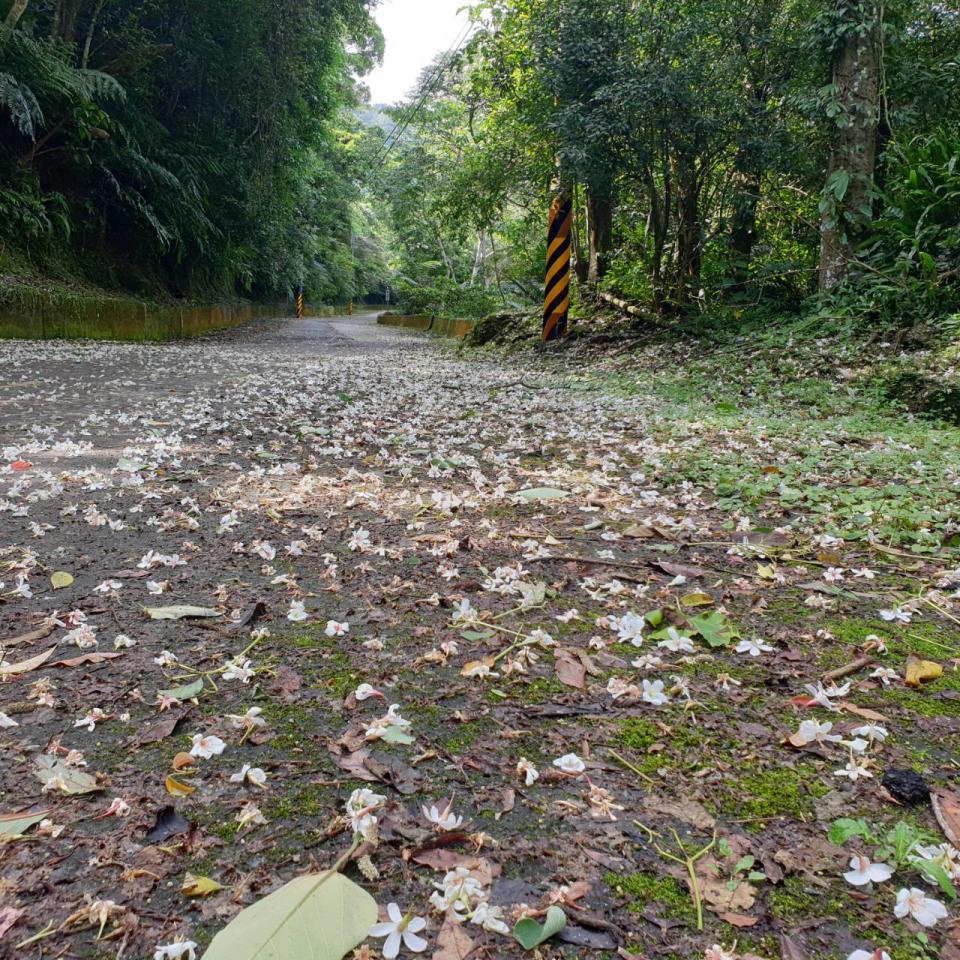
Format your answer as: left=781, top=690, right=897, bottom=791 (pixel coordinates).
left=571, top=184, right=588, bottom=284
left=51, top=0, right=82, bottom=44
left=585, top=185, right=613, bottom=285
left=3, top=0, right=30, bottom=29
left=818, top=0, right=881, bottom=291
left=81, top=0, right=109, bottom=68
left=675, top=168, right=701, bottom=306
left=730, top=167, right=761, bottom=290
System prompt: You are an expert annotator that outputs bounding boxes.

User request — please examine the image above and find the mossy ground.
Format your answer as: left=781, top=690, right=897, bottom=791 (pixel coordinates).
left=4, top=313, right=960, bottom=959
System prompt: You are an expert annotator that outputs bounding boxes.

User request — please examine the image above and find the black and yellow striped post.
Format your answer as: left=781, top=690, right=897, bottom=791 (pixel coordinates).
left=543, top=191, right=572, bottom=341
left=296, top=282, right=304, bottom=319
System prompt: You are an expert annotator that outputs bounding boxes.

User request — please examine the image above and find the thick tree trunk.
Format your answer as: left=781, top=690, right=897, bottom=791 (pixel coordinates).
left=3, top=0, right=30, bottom=29
left=585, top=185, right=613, bottom=285
left=818, top=1, right=881, bottom=291
left=51, top=0, right=83, bottom=44
left=730, top=167, right=761, bottom=291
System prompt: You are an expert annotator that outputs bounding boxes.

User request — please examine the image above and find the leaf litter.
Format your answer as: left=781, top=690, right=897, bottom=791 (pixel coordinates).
left=0, top=318, right=959, bottom=958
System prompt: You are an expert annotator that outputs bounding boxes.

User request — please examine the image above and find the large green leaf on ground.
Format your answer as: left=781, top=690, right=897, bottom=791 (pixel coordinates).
left=687, top=610, right=741, bottom=648
left=33, top=756, right=100, bottom=795
left=145, top=605, right=221, bottom=620
left=202, top=870, right=377, bottom=960
left=513, top=905, right=566, bottom=950
left=158, top=678, right=204, bottom=702
left=515, top=488, right=569, bottom=501
left=0, top=809, right=50, bottom=837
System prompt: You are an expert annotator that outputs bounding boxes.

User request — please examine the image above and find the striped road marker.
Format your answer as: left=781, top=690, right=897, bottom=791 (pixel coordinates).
left=296, top=285, right=304, bottom=319
left=543, top=192, right=572, bottom=341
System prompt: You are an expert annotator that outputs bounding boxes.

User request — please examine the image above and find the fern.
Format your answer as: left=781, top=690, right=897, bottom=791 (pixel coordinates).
left=0, top=31, right=124, bottom=142
left=0, top=71, right=43, bottom=137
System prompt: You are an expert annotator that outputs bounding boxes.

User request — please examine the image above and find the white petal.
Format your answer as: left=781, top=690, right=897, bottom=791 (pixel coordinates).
left=383, top=931, right=402, bottom=959
left=403, top=931, right=429, bottom=953
left=387, top=902, right=403, bottom=923
left=369, top=923, right=396, bottom=937
left=407, top=916, right=427, bottom=933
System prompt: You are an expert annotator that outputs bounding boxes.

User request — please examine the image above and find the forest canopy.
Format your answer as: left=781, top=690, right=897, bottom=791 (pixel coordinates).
left=1, top=0, right=958, bottom=331
left=0, top=0, right=384, bottom=302
left=365, top=0, right=960, bottom=330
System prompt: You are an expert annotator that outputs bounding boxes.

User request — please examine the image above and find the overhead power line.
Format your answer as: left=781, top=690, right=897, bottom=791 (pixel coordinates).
left=370, top=18, right=477, bottom=170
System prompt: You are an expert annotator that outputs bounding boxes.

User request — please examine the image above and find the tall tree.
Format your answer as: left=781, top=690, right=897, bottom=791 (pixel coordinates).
left=817, top=0, right=882, bottom=290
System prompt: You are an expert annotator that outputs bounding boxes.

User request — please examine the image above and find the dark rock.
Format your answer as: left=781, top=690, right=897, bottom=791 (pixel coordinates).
left=882, top=768, right=931, bottom=805
left=144, top=805, right=190, bottom=843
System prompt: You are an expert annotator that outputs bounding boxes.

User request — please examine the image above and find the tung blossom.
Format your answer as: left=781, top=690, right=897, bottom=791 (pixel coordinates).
left=843, top=855, right=894, bottom=886
left=369, top=903, right=428, bottom=958
left=642, top=678, right=670, bottom=705
left=189, top=734, right=226, bottom=759
left=516, top=757, right=539, bottom=786
left=422, top=801, right=464, bottom=831
left=154, top=940, right=198, bottom=960
left=287, top=599, right=308, bottom=622
left=553, top=753, right=586, bottom=774
left=230, top=764, right=267, bottom=788
left=893, top=887, right=948, bottom=927
left=346, top=787, right=386, bottom=841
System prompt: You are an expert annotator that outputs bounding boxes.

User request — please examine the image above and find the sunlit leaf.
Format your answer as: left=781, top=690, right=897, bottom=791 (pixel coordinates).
left=165, top=775, right=196, bottom=798
left=50, top=571, right=74, bottom=590
left=201, top=869, right=377, bottom=960
left=182, top=873, right=223, bottom=897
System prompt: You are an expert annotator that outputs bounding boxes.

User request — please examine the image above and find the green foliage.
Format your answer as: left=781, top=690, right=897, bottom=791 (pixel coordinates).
left=0, top=0, right=382, bottom=301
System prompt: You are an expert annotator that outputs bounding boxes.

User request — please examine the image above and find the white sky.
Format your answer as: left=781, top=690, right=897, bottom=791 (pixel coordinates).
left=365, top=0, right=473, bottom=104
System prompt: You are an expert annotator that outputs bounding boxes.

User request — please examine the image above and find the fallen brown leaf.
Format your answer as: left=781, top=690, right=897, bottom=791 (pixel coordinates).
left=933, top=788, right=960, bottom=848
left=555, top=648, right=587, bottom=689
left=432, top=915, right=475, bottom=960
left=52, top=651, right=123, bottom=668
left=718, top=912, right=757, bottom=927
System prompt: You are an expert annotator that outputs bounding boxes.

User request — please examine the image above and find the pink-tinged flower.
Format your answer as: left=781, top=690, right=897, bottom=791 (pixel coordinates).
left=893, top=887, right=948, bottom=927
left=843, top=855, right=893, bottom=886
left=704, top=946, right=737, bottom=960
left=94, top=797, right=131, bottom=820
left=354, top=683, right=384, bottom=701
left=369, top=903, right=428, bottom=958
left=325, top=620, right=349, bottom=637
left=847, top=951, right=890, bottom=960
left=422, top=801, right=463, bottom=831
left=189, top=734, right=225, bottom=759
left=74, top=708, right=108, bottom=731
